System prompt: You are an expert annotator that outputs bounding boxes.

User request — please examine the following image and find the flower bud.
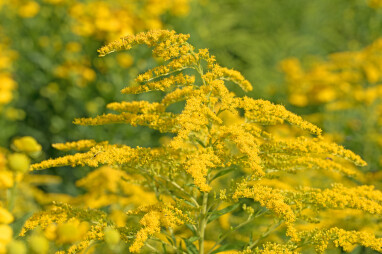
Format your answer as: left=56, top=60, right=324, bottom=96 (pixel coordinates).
left=0, top=207, right=14, bottom=224
left=0, top=170, right=13, bottom=188
left=104, top=228, right=120, bottom=246
left=12, top=136, right=42, bottom=157
left=44, top=224, right=57, bottom=241
left=6, top=240, right=26, bottom=254
left=56, top=220, right=89, bottom=244
left=28, top=234, right=49, bottom=254
left=7, top=153, right=30, bottom=173
left=0, top=224, right=13, bottom=244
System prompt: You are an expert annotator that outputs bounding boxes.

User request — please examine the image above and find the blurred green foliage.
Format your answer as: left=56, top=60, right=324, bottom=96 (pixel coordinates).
left=0, top=0, right=190, bottom=155
left=170, top=0, right=382, bottom=102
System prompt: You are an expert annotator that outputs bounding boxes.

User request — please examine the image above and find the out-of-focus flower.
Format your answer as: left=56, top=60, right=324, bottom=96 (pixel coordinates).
left=12, top=136, right=42, bottom=155
left=7, top=153, right=30, bottom=173
left=17, top=1, right=40, bottom=18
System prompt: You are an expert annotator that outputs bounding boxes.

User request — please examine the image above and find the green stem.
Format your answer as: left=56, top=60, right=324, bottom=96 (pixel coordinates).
left=207, top=208, right=267, bottom=254
left=145, top=243, right=160, bottom=253
left=199, top=191, right=209, bottom=254
left=207, top=213, right=253, bottom=254
left=156, top=174, right=200, bottom=208
left=151, top=236, right=187, bottom=254
left=247, top=220, right=282, bottom=249
left=7, top=173, right=18, bottom=212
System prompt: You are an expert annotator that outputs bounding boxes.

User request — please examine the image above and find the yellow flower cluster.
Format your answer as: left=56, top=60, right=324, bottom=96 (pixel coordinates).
left=70, top=0, right=190, bottom=41
left=221, top=243, right=298, bottom=254
left=52, top=139, right=104, bottom=151
left=203, top=65, right=253, bottom=92
left=73, top=166, right=157, bottom=208
left=184, top=147, right=221, bottom=192
left=0, top=137, right=76, bottom=254
left=239, top=98, right=322, bottom=136
left=281, top=38, right=382, bottom=108
left=300, top=227, right=382, bottom=253
left=0, top=206, right=14, bottom=253
left=98, top=30, right=190, bottom=57
left=33, top=29, right=369, bottom=194
left=297, top=184, right=382, bottom=214
left=21, top=202, right=117, bottom=253
left=253, top=243, right=298, bottom=254
left=27, top=30, right=382, bottom=253
left=214, top=124, right=263, bottom=176
left=0, top=33, right=17, bottom=108
left=127, top=203, right=190, bottom=253
left=121, top=73, right=195, bottom=94
left=53, top=58, right=96, bottom=88
left=129, top=211, right=161, bottom=253
left=73, top=112, right=177, bottom=133
left=1, top=0, right=40, bottom=18
left=233, top=182, right=297, bottom=239
left=281, top=37, right=382, bottom=170
left=232, top=180, right=382, bottom=250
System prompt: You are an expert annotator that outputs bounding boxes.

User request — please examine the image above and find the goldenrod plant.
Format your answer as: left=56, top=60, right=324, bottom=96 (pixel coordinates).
left=20, top=30, right=382, bottom=253
left=0, top=136, right=72, bottom=254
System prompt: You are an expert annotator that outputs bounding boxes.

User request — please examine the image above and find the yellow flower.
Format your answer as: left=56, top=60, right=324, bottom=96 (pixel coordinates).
left=0, top=170, right=13, bottom=189
left=12, top=136, right=42, bottom=154
left=56, top=220, right=89, bottom=244
left=0, top=224, right=12, bottom=245
left=27, top=30, right=380, bottom=253
left=6, top=240, right=26, bottom=254
left=28, top=234, right=49, bottom=254
left=110, top=209, right=127, bottom=227
left=7, top=153, right=30, bottom=173
left=0, top=207, right=13, bottom=224
left=289, top=93, right=308, bottom=107
left=129, top=211, right=161, bottom=253
left=103, top=228, right=120, bottom=246
left=116, top=53, right=133, bottom=68
left=18, top=1, right=40, bottom=18
left=0, top=74, right=16, bottom=105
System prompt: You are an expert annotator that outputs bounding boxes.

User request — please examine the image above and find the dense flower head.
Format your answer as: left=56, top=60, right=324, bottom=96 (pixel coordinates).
left=27, top=30, right=382, bottom=253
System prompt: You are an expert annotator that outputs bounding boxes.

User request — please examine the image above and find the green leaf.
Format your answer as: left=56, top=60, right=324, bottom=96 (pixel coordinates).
left=165, top=235, right=174, bottom=245
left=183, top=238, right=199, bottom=254
left=185, top=183, right=197, bottom=188
left=185, top=223, right=197, bottom=235
left=249, top=232, right=254, bottom=245
left=11, top=212, right=33, bottom=237
left=207, top=203, right=241, bottom=224
left=162, top=243, right=168, bottom=253
left=211, top=167, right=235, bottom=181
left=183, top=199, right=197, bottom=208
left=188, top=236, right=199, bottom=242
